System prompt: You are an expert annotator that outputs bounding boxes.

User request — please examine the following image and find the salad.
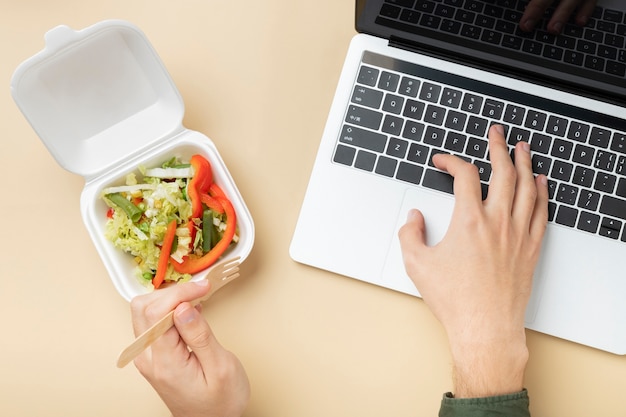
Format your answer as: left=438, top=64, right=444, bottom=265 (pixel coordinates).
left=101, top=154, right=238, bottom=289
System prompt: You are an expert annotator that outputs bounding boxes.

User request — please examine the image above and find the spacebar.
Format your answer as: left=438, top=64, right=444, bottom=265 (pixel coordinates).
left=599, top=195, right=626, bottom=220
left=422, top=169, right=454, bottom=195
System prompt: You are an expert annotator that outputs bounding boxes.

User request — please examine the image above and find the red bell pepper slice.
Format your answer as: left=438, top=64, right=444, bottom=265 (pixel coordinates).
left=171, top=196, right=237, bottom=274
left=200, top=193, right=224, bottom=214
left=188, top=154, right=213, bottom=220
left=153, top=219, right=178, bottom=289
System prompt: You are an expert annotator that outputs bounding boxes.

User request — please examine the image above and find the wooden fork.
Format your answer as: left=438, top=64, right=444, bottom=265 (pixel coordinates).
left=116, top=257, right=241, bottom=368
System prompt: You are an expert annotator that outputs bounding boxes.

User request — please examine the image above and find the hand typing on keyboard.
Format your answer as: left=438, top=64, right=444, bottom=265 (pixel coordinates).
left=398, top=124, right=549, bottom=399
left=520, top=0, right=597, bottom=34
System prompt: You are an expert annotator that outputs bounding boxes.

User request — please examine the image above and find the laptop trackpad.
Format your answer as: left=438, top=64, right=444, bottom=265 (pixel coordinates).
left=381, top=187, right=542, bottom=324
left=381, top=188, right=455, bottom=297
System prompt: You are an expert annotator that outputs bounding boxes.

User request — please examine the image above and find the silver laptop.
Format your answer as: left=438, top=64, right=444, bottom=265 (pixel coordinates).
left=290, top=0, right=626, bottom=355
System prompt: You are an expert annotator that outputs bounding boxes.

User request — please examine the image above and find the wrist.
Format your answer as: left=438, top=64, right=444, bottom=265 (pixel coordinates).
left=449, top=332, right=529, bottom=398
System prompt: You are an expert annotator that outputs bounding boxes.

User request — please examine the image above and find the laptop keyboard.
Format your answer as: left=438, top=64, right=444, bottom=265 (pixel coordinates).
left=333, top=51, right=626, bottom=243
left=376, top=0, right=626, bottom=79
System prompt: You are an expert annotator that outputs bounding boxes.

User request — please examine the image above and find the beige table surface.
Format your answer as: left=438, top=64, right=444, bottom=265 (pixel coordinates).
left=1, top=1, right=625, bottom=416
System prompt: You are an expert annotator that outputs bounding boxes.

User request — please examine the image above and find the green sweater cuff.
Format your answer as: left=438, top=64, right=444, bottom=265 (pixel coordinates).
left=439, top=389, right=530, bottom=417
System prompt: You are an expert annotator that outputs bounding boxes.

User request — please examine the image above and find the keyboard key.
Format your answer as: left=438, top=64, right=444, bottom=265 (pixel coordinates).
left=467, top=137, right=488, bottom=158
left=396, top=161, right=424, bottom=185
left=355, top=150, right=377, bottom=171
left=386, top=137, right=409, bottom=158
left=461, top=24, right=482, bottom=39
left=578, top=190, right=601, bottom=211
left=399, top=77, right=420, bottom=97
left=333, top=144, right=356, bottom=165
left=589, top=127, right=611, bottom=148
left=424, top=126, right=446, bottom=147
left=444, top=132, right=467, bottom=152
left=611, top=132, right=626, bottom=154
left=424, top=104, right=447, bottom=125
left=525, top=110, right=547, bottom=131
left=380, top=4, right=402, bottom=19
left=441, top=88, right=463, bottom=108
left=402, top=120, right=425, bottom=141
left=474, top=160, right=492, bottom=182
left=530, top=133, right=552, bottom=154
left=482, top=99, right=504, bottom=119
left=400, top=8, right=421, bottom=24
left=466, top=116, right=489, bottom=136
left=618, top=156, right=626, bottom=175
left=509, top=127, right=531, bottom=146
left=577, top=211, right=600, bottom=233
left=423, top=169, right=454, bottom=194
left=407, top=143, right=429, bottom=164
left=357, top=66, right=379, bottom=87
left=461, top=93, right=483, bottom=113
left=557, top=184, right=579, bottom=205
left=546, top=116, right=568, bottom=136
left=345, top=105, right=383, bottom=130
left=567, top=122, right=590, bottom=142
left=617, top=178, right=626, bottom=198
left=594, top=172, right=617, bottom=193
left=403, top=99, right=426, bottom=120
left=420, top=83, right=442, bottom=102
left=551, top=160, right=574, bottom=181
left=523, top=39, right=543, bottom=55
left=503, top=105, right=525, bottom=125
left=556, top=205, right=578, bottom=227
left=594, top=150, right=617, bottom=171
left=600, top=195, right=626, bottom=221
left=445, top=110, right=467, bottom=131
left=572, top=166, right=595, bottom=187
left=551, top=138, right=574, bottom=160
left=382, top=115, right=404, bottom=135
left=382, top=94, right=405, bottom=114
left=572, top=144, right=595, bottom=165
left=351, top=86, right=384, bottom=109
left=375, top=156, right=398, bottom=177
left=532, top=154, right=552, bottom=175
left=339, top=125, right=387, bottom=152
left=600, top=218, right=622, bottom=239
left=378, top=71, right=401, bottom=92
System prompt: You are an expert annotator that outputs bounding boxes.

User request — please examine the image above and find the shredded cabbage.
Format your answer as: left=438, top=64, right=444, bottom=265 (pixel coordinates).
left=102, top=158, right=194, bottom=287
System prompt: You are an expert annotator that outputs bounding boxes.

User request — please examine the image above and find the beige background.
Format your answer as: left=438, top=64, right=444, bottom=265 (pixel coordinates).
left=1, top=1, right=625, bottom=416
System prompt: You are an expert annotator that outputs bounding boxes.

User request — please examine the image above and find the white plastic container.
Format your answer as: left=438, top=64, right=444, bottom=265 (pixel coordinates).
left=11, top=20, right=255, bottom=301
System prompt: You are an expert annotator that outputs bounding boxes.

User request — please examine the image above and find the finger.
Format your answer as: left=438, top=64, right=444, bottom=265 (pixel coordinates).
left=484, top=124, right=516, bottom=211
left=432, top=153, right=483, bottom=206
left=574, top=0, right=597, bottom=27
left=511, top=141, right=538, bottom=228
left=520, top=0, right=554, bottom=32
left=172, top=302, right=222, bottom=370
left=130, top=280, right=211, bottom=336
left=398, top=209, right=428, bottom=280
left=528, top=174, right=549, bottom=244
left=546, top=0, right=582, bottom=33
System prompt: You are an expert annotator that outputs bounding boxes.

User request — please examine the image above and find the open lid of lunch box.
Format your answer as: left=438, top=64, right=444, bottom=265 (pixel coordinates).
left=11, top=20, right=185, bottom=179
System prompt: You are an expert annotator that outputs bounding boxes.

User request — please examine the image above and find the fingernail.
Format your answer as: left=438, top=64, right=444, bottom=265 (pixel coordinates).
left=494, top=124, right=504, bottom=135
left=540, top=175, right=548, bottom=186
left=407, top=209, right=420, bottom=221
left=520, top=141, right=530, bottom=153
left=552, top=21, right=563, bottom=33
left=176, top=303, right=199, bottom=324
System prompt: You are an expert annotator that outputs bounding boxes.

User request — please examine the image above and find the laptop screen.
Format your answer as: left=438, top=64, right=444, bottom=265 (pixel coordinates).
left=356, top=0, right=626, bottom=106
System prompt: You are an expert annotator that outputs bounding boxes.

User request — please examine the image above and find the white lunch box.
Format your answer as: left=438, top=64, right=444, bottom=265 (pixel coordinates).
left=11, top=20, right=255, bottom=301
